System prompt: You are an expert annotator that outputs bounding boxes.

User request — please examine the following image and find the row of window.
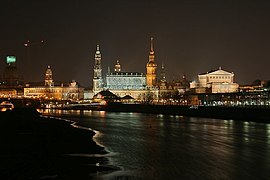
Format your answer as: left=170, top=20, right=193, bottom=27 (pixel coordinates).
left=24, top=88, right=80, bottom=94
left=209, top=76, right=231, bottom=79
left=107, top=85, right=146, bottom=90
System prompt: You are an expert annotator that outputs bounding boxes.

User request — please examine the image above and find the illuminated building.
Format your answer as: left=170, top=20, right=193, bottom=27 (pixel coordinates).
left=2, top=56, right=24, bottom=87
left=24, top=66, right=84, bottom=100
left=0, top=56, right=24, bottom=96
left=157, top=63, right=190, bottom=100
left=106, top=60, right=146, bottom=91
left=106, top=72, right=146, bottom=90
left=105, top=72, right=149, bottom=100
left=92, top=38, right=159, bottom=101
left=93, top=45, right=103, bottom=94
left=45, top=66, right=54, bottom=87
left=105, top=60, right=156, bottom=100
left=191, top=67, right=239, bottom=93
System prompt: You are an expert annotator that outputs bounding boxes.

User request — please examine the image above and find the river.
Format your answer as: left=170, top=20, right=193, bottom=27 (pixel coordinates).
left=41, top=109, right=270, bottom=179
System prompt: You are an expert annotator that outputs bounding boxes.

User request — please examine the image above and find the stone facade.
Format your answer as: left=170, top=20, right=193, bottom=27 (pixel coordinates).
left=106, top=72, right=146, bottom=90
left=193, top=67, right=239, bottom=93
left=24, top=66, right=84, bottom=100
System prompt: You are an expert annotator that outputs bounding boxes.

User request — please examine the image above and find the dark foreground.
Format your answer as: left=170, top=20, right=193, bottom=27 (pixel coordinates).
left=0, top=108, right=118, bottom=179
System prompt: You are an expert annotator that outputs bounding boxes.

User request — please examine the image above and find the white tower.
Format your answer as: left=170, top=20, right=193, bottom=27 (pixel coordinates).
left=93, top=45, right=103, bottom=93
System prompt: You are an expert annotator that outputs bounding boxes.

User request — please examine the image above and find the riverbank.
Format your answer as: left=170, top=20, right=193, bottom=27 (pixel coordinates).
left=0, top=108, right=118, bottom=179
left=99, top=103, right=270, bottom=123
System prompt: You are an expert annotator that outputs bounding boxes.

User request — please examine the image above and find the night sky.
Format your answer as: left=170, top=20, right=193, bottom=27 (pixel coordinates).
left=1, top=0, right=270, bottom=87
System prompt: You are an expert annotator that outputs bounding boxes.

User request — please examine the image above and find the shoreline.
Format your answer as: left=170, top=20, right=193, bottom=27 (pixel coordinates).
left=0, top=107, right=119, bottom=179
left=98, top=103, right=270, bottom=123
left=40, top=103, right=270, bottom=123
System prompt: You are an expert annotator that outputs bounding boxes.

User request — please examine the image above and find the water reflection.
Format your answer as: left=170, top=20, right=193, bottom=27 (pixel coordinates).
left=42, top=110, right=270, bottom=179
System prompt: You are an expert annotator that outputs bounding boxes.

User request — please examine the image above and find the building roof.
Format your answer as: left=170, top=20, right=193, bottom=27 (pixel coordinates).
left=199, top=67, right=233, bottom=75
left=25, top=81, right=84, bottom=88
left=121, top=95, right=134, bottom=99
left=94, top=90, right=119, bottom=99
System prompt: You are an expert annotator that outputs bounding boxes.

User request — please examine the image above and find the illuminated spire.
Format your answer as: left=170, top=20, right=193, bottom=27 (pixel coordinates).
left=150, top=37, right=154, bottom=52
left=108, top=66, right=111, bottom=74
left=146, top=37, right=157, bottom=87
left=94, top=44, right=101, bottom=67
left=148, top=37, right=155, bottom=62
left=96, top=44, right=100, bottom=54
left=93, top=44, right=103, bottom=92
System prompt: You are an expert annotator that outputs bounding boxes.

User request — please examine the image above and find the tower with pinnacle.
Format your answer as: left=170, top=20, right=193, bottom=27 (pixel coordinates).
left=45, top=65, right=54, bottom=87
left=159, top=63, right=167, bottom=91
left=114, top=60, right=121, bottom=72
left=146, top=37, right=157, bottom=88
left=160, top=63, right=166, bottom=83
left=93, top=45, right=103, bottom=93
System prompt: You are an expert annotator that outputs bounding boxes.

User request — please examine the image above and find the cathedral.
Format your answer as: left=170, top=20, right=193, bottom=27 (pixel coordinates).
left=92, top=38, right=159, bottom=101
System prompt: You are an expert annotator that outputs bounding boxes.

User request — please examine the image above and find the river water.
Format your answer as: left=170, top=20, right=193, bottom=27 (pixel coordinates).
left=42, top=109, right=270, bottom=179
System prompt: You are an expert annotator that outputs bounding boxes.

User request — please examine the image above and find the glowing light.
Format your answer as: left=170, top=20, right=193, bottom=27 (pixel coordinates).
left=99, top=111, right=106, bottom=117
left=6, top=56, right=16, bottom=64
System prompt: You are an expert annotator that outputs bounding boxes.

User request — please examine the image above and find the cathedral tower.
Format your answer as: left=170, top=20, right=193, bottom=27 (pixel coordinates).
left=93, top=45, right=103, bottom=93
left=146, top=37, right=157, bottom=88
left=45, top=65, right=54, bottom=87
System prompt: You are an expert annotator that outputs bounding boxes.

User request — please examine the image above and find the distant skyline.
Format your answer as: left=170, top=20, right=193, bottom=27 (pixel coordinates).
left=1, top=0, right=270, bottom=87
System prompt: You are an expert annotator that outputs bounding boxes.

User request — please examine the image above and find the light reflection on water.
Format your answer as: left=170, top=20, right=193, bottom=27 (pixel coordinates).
left=41, top=109, right=270, bottom=179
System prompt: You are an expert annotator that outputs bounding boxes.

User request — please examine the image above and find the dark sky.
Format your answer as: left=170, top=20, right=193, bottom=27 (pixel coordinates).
left=1, top=0, right=270, bottom=87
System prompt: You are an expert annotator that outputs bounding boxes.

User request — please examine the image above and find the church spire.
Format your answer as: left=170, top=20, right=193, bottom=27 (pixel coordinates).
left=94, top=44, right=101, bottom=71
left=96, top=44, right=100, bottom=54
left=148, top=37, right=155, bottom=62
left=150, top=37, right=154, bottom=52
left=146, top=37, right=157, bottom=88
left=93, top=44, right=103, bottom=93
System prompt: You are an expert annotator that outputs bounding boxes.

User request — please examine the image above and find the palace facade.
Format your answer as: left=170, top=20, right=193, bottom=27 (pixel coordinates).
left=24, top=66, right=84, bottom=100
left=190, top=67, right=239, bottom=93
